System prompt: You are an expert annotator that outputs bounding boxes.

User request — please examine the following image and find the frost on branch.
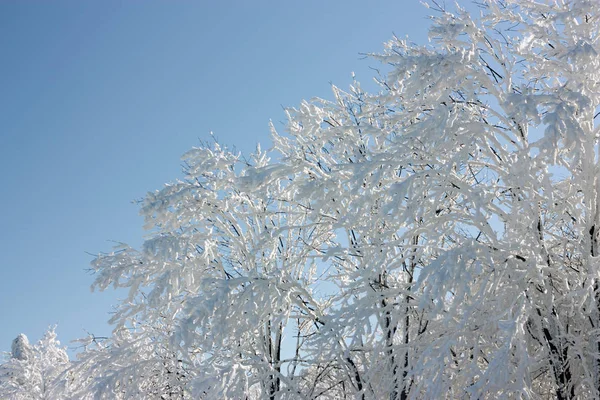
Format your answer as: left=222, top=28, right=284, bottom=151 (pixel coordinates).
left=81, top=0, right=600, bottom=399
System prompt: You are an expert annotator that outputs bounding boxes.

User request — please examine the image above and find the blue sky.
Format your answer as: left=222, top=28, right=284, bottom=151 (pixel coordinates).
left=0, top=1, right=435, bottom=356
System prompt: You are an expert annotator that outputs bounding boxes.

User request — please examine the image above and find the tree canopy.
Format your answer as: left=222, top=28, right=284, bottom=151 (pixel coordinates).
left=4, top=0, right=600, bottom=398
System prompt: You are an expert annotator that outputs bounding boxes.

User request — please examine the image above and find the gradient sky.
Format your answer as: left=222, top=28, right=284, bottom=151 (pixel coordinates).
left=0, top=1, right=438, bottom=356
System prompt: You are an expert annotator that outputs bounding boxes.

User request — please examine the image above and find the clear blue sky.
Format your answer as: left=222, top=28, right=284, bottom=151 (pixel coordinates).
left=0, top=1, right=435, bottom=356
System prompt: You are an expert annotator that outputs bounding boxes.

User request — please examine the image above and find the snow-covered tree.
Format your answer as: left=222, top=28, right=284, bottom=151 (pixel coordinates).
left=0, top=328, right=70, bottom=399
left=88, top=141, right=328, bottom=398
left=86, top=0, right=600, bottom=398
left=11, top=335, right=32, bottom=363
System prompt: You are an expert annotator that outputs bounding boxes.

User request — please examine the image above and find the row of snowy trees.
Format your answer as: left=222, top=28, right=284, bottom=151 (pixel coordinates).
left=4, top=0, right=600, bottom=398
left=0, top=330, right=70, bottom=399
